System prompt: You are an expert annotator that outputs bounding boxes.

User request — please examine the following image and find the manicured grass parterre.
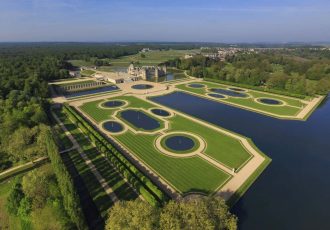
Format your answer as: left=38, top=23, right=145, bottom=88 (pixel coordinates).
left=116, top=130, right=230, bottom=194
left=78, top=95, right=254, bottom=194
left=176, top=81, right=306, bottom=117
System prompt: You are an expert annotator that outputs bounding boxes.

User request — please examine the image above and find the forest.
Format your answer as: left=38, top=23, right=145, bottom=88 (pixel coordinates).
left=166, top=48, right=330, bottom=96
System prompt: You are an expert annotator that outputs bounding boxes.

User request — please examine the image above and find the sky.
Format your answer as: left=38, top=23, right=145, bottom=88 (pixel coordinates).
left=0, top=0, right=330, bottom=43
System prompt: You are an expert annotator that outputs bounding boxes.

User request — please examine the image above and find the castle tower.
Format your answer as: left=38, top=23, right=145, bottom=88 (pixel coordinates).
left=155, top=68, right=159, bottom=79
left=162, top=65, right=167, bottom=74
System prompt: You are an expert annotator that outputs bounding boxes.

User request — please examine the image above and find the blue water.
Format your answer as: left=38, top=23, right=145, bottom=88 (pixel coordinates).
left=228, top=87, right=246, bottom=92
left=102, top=121, right=124, bottom=133
left=150, top=73, right=186, bottom=82
left=165, top=135, right=195, bottom=151
left=259, top=98, right=281, bottom=105
left=65, top=85, right=119, bottom=98
left=208, top=93, right=226, bottom=99
left=131, top=84, right=153, bottom=90
left=210, top=88, right=248, bottom=97
left=188, top=83, right=206, bottom=88
left=150, top=91, right=330, bottom=230
left=151, top=108, right=170, bottom=117
left=103, top=100, right=124, bottom=108
left=120, top=109, right=160, bottom=131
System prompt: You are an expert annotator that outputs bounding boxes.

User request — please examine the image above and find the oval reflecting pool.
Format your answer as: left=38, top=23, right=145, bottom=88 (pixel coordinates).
left=208, top=93, right=226, bottom=99
left=102, top=121, right=124, bottom=133
left=120, top=109, right=160, bottom=130
left=210, top=88, right=248, bottom=97
left=151, top=108, right=171, bottom=117
left=258, top=98, right=282, bottom=105
left=228, top=87, right=246, bottom=92
left=188, top=83, right=205, bottom=88
left=102, top=100, right=125, bottom=108
left=131, top=84, right=154, bottom=90
left=164, top=135, right=195, bottom=152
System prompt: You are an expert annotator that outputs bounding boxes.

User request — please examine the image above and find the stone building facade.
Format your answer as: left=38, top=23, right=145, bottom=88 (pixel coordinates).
left=127, top=64, right=167, bottom=80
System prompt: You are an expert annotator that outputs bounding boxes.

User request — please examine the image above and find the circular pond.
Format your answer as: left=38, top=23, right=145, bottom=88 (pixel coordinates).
left=131, top=84, right=154, bottom=90
left=228, top=87, right=245, bottom=92
left=102, top=121, right=124, bottom=133
left=258, top=98, right=282, bottom=105
left=102, top=100, right=125, bottom=108
left=207, top=93, right=226, bottom=99
left=210, top=88, right=248, bottom=98
left=151, top=108, right=171, bottom=117
left=188, top=83, right=205, bottom=88
left=163, top=135, right=197, bottom=152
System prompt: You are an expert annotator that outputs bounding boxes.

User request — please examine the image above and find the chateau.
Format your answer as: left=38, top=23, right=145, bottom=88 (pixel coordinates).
left=128, top=64, right=167, bottom=80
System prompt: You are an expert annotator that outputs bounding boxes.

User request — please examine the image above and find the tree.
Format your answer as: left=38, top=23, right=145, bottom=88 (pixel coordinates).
left=160, top=198, right=237, bottom=230
left=106, top=198, right=237, bottom=230
left=266, top=72, right=288, bottom=89
left=22, top=164, right=54, bottom=209
left=6, top=182, right=24, bottom=215
left=18, top=197, right=32, bottom=219
left=106, top=200, right=159, bottom=230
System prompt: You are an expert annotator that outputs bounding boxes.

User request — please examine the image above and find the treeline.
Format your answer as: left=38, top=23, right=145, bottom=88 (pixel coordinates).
left=45, top=128, right=88, bottom=229
left=106, top=198, right=237, bottom=230
left=0, top=43, right=199, bottom=61
left=62, top=104, right=167, bottom=206
left=166, top=51, right=330, bottom=96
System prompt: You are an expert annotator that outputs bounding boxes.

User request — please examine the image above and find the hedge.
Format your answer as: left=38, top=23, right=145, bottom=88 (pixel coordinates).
left=204, top=77, right=307, bottom=99
left=62, top=104, right=167, bottom=206
left=45, top=129, right=88, bottom=230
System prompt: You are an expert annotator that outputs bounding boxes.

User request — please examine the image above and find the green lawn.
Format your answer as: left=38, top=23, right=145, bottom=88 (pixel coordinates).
left=80, top=70, right=96, bottom=76
left=169, top=116, right=251, bottom=169
left=116, top=131, right=230, bottom=194
left=79, top=96, right=155, bottom=123
left=108, top=50, right=199, bottom=67
left=78, top=95, right=257, bottom=194
left=176, top=81, right=305, bottom=117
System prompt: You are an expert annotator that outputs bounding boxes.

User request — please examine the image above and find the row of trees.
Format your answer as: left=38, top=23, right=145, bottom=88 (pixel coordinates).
left=45, top=128, right=88, bottom=229
left=62, top=104, right=167, bottom=206
left=166, top=50, right=330, bottom=95
left=5, top=165, right=74, bottom=229
left=106, top=198, right=237, bottom=230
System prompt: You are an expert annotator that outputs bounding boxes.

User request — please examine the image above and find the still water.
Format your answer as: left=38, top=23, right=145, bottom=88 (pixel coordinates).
left=151, top=91, right=330, bottom=230
left=120, top=109, right=160, bottom=130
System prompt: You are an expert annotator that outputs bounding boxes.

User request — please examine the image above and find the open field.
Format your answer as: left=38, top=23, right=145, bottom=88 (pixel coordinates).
left=176, top=81, right=309, bottom=117
left=77, top=95, right=257, bottom=195
left=108, top=49, right=199, bottom=67
left=80, top=69, right=96, bottom=76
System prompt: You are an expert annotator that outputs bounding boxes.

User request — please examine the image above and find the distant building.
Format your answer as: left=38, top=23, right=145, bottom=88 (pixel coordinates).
left=184, top=54, right=195, bottom=59
left=141, top=48, right=151, bottom=53
left=69, top=71, right=80, bottom=77
left=93, top=71, right=139, bottom=84
left=127, top=64, right=167, bottom=80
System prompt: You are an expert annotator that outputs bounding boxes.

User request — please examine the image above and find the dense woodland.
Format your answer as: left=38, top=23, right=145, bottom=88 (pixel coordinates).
left=166, top=48, right=330, bottom=96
